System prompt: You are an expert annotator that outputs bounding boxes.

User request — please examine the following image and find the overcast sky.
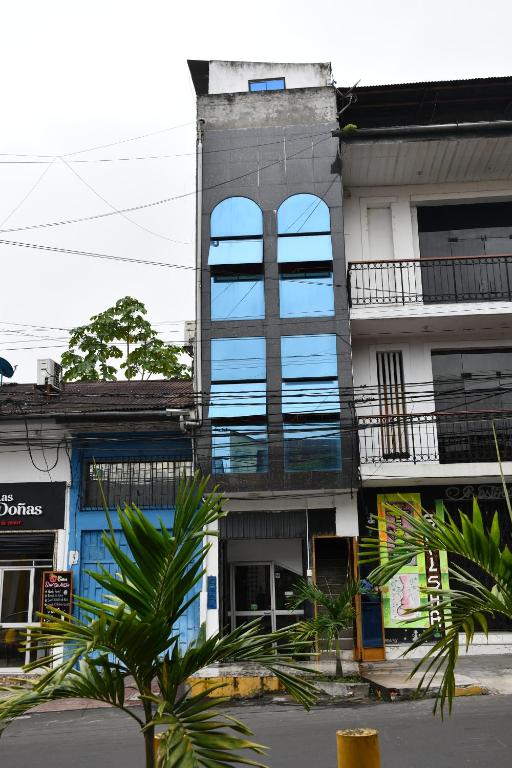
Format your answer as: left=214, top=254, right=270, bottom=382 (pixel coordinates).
left=1, top=0, right=511, bottom=382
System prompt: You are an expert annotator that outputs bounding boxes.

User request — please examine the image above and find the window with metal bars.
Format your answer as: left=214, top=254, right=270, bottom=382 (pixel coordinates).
left=82, top=458, right=193, bottom=509
left=376, top=350, right=409, bottom=458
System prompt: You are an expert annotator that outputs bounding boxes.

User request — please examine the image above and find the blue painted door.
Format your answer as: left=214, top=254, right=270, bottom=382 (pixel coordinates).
left=79, top=530, right=200, bottom=654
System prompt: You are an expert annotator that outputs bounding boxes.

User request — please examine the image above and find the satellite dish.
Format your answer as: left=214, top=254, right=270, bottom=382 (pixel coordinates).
left=0, top=357, right=15, bottom=379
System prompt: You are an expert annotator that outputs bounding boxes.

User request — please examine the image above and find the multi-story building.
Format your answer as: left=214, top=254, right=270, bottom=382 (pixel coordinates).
left=340, top=75, right=512, bottom=656
left=188, top=60, right=358, bottom=649
left=0, top=367, right=198, bottom=671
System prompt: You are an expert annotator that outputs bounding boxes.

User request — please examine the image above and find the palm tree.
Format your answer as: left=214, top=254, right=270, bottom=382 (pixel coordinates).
left=289, top=579, right=359, bottom=678
left=361, top=492, right=512, bottom=714
left=0, top=474, right=316, bottom=767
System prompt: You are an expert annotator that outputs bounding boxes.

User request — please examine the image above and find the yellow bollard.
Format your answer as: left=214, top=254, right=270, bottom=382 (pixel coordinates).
left=336, top=728, right=381, bottom=768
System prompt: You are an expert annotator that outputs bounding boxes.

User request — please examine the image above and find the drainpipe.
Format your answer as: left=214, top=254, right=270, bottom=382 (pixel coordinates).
left=333, top=119, right=512, bottom=142
left=195, top=118, right=205, bottom=429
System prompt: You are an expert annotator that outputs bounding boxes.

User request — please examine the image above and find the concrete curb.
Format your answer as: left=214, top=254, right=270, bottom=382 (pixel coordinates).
left=362, top=675, right=489, bottom=702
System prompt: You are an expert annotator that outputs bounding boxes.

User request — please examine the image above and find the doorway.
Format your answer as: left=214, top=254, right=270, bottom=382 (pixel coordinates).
left=0, top=533, right=54, bottom=670
left=313, top=536, right=353, bottom=655
left=229, top=562, right=304, bottom=632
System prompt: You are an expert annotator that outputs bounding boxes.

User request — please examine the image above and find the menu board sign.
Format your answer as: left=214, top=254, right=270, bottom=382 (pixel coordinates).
left=41, top=571, right=73, bottom=619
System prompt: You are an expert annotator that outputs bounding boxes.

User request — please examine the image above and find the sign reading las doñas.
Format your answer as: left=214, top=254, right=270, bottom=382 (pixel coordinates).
left=0, top=482, right=65, bottom=530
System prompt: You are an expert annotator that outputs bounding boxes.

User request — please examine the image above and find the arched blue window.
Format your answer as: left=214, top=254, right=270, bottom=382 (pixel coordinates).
left=277, top=193, right=332, bottom=262
left=209, top=197, right=263, bottom=265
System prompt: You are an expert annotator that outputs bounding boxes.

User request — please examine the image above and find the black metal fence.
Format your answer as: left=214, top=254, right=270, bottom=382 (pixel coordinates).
left=348, top=254, right=512, bottom=306
left=83, top=458, right=193, bottom=509
left=358, top=412, right=512, bottom=464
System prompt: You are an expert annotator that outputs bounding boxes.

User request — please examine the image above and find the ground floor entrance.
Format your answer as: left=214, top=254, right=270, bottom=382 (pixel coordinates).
left=0, top=533, right=55, bottom=669
left=229, top=561, right=304, bottom=632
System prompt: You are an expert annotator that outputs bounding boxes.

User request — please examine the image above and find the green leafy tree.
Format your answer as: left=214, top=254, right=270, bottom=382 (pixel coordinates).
left=61, top=296, right=190, bottom=381
left=0, top=474, right=316, bottom=768
left=289, top=579, right=359, bottom=678
left=361, top=488, right=512, bottom=714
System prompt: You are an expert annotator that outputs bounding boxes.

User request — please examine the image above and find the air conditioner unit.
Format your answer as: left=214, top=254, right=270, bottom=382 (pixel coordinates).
left=37, top=359, right=63, bottom=390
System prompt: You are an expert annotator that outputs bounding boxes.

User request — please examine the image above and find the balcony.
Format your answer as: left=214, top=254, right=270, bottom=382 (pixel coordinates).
left=348, top=254, right=512, bottom=307
left=358, top=411, right=512, bottom=465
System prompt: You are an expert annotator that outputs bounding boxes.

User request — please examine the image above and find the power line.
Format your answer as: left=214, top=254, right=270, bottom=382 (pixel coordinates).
left=58, top=156, right=192, bottom=246
left=0, top=134, right=332, bottom=236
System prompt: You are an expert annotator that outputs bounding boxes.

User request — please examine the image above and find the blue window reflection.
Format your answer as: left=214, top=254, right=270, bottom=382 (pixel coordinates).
left=209, top=239, right=263, bottom=265
left=277, top=194, right=332, bottom=263
left=249, top=78, right=285, bottom=92
left=209, top=383, right=266, bottom=418
left=283, top=422, right=342, bottom=472
left=278, top=234, right=333, bottom=263
left=282, top=380, right=340, bottom=414
left=212, top=275, right=265, bottom=320
left=212, top=424, right=268, bottom=473
left=278, top=194, right=331, bottom=235
left=280, top=271, right=334, bottom=318
left=281, top=334, right=337, bottom=379
left=211, top=197, right=263, bottom=238
left=209, top=197, right=263, bottom=265
left=211, top=337, right=266, bottom=381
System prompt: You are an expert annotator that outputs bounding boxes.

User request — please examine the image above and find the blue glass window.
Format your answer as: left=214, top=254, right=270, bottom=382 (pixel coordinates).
left=210, top=337, right=266, bottom=418
left=281, top=334, right=337, bottom=379
left=211, top=274, right=264, bottom=320
left=209, top=382, right=266, bottom=418
left=279, top=270, right=334, bottom=318
left=249, top=78, right=285, bottom=92
left=209, top=197, right=263, bottom=265
left=282, top=380, right=340, bottom=414
left=211, top=337, right=266, bottom=381
left=283, top=422, right=342, bottom=472
left=281, top=334, right=339, bottom=416
left=277, top=194, right=332, bottom=263
left=212, top=424, right=268, bottom=474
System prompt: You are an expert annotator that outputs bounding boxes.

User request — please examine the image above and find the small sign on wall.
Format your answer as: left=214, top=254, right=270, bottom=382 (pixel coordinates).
left=41, top=571, right=73, bottom=620
left=207, top=575, right=217, bottom=610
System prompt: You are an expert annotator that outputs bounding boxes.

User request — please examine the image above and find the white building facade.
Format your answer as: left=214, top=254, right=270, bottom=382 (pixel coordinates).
left=340, top=76, right=512, bottom=657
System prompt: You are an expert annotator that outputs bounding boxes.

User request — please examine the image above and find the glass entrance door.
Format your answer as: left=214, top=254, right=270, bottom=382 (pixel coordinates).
left=230, top=562, right=303, bottom=632
left=0, top=568, right=36, bottom=668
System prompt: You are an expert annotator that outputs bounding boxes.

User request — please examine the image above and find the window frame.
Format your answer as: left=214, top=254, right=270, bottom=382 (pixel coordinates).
left=209, top=197, right=263, bottom=266
left=248, top=77, right=286, bottom=92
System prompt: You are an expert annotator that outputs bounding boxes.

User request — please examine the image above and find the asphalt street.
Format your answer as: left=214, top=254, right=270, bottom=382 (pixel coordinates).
left=1, top=695, right=512, bottom=767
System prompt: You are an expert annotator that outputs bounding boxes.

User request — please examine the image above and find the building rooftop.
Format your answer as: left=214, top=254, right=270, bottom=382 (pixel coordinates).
left=0, top=379, right=194, bottom=419
left=338, top=75, right=512, bottom=128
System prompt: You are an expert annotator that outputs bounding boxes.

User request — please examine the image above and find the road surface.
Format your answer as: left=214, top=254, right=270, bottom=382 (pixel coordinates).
left=1, top=695, right=511, bottom=767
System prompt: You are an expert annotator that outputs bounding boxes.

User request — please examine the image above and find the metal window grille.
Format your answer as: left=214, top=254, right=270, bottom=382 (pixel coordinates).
left=83, top=458, right=193, bottom=509
left=376, top=351, right=409, bottom=458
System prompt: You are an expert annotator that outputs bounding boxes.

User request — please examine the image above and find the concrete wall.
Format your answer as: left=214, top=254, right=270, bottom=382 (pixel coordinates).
left=208, top=61, right=331, bottom=94
left=197, top=87, right=337, bottom=130
left=227, top=538, right=303, bottom=574
left=0, top=421, right=70, bottom=571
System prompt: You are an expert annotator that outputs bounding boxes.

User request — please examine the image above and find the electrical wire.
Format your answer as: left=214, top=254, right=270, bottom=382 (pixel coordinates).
left=0, top=135, right=332, bottom=236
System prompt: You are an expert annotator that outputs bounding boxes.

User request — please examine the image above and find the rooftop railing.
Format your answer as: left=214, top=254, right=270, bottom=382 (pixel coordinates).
left=348, top=253, right=512, bottom=307
left=358, top=411, right=512, bottom=465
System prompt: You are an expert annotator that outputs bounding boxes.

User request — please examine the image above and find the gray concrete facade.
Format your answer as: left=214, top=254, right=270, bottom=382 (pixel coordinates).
left=193, top=76, right=356, bottom=497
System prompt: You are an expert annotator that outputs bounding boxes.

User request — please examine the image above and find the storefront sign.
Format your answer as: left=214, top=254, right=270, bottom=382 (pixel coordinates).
left=41, top=571, right=73, bottom=618
left=377, top=493, right=449, bottom=631
left=445, top=484, right=511, bottom=501
left=0, top=483, right=66, bottom=530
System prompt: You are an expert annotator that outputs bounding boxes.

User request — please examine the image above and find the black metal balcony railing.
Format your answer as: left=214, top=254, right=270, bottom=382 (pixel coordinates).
left=358, top=411, right=512, bottom=465
left=348, top=254, right=512, bottom=307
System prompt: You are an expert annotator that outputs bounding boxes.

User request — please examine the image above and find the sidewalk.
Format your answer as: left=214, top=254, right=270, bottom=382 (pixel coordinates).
left=360, top=654, right=512, bottom=701
left=2, top=655, right=511, bottom=712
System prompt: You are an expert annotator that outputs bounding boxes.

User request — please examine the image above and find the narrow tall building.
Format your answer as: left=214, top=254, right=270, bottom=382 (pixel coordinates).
left=189, top=60, right=358, bottom=646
